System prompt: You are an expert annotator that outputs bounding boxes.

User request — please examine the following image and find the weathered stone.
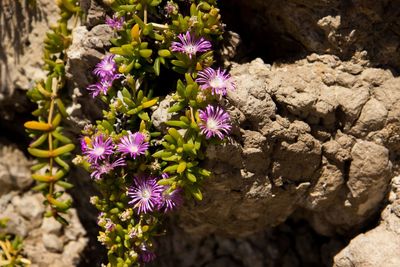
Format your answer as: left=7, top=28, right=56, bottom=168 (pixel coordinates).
left=42, top=233, right=64, bottom=253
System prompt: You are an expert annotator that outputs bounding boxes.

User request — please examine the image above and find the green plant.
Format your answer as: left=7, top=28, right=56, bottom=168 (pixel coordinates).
left=24, top=0, right=81, bottom=225
left=0, top=219, right=31, bottom=266
left=77, top=0, right=235, bottom=266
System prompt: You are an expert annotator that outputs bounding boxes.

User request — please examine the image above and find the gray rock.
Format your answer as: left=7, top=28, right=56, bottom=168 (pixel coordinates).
left=334, top=176, right=400, bottom=267
left=41, top=218, right=63, bottom=236
left=42, top=233, right=64, bottom=253
left=0, top=145, right=32, bottom=196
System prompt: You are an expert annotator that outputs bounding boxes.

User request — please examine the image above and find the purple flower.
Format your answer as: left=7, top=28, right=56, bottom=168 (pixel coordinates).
left=93, top=55, right=118, bottom=79
left=84, top=134, right=114, bottom=163
left=128, top=177, right=163, bottom=214
left=80, top=137, right=88, bottom=152
left=105, top=15, right=124, bottom=30
left=171, top=31, right=212, bottom=59
left=90, top=158, right=126, bottom=180
left=139, top=244, right=156, bottom=263
left=196, top=67, right=236, bottom=96
left=86, top=80, right=111, bottom=98
left=117, top=132, right=149, bottom=159
left=199, top=105, right=231, bottom=139
left=159, top=186, right=183, bottom=212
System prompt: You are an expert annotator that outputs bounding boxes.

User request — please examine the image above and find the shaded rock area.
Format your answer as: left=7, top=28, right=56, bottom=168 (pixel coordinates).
left=221, top=0, right=400, bottom=70
left=334, top=176, right=400, bottom=267
left=176, top=54, right=399, bottom=238
left=0, top=145, right=88, bottom=267
left=1, top=0, right=400, bottom=266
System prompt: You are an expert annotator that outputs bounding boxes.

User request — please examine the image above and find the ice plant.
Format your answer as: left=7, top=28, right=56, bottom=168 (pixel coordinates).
left=159, top=187, right=183, bottom=212
left=76, top=1, right=230, bottom=265
left=128, top=177, right=163, bottom=214
left=84, top=134, right=114, bottom=163
left=93, top=55, right=118, bottom=79
left=90, top=158, right=126, bottom=180
left=171, top=31, right=212, bottom=59
left=196, top=67, right=236, bottom=96
left=117, top=132, right=149, bottom=159
left=105, top=15, right=124, bottom=30
left=86, top=80, right=111, bottom=97
left=199, top=105, right=232, bottom=139
left=139, top=245, right=156, bottom=263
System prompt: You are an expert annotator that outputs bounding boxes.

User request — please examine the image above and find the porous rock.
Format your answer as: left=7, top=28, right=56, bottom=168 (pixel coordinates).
left=333, top=176, right=400, bottom=267
left=162, top=55, right=400, bottom=237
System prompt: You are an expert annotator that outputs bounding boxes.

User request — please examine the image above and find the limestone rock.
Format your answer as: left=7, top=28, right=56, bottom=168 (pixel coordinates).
left=333, top=176, right=400, bottom=267
left=163, top=55, right=400, bottom=236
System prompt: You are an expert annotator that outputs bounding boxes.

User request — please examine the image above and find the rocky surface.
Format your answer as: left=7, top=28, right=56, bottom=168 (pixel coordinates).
left=334, top=176, right=400, bottom=267
left=0, top=145, right=88, bottom=266
left=174, top=54, right=399, bottom=238
left=222, top=0, right=400, bottom=70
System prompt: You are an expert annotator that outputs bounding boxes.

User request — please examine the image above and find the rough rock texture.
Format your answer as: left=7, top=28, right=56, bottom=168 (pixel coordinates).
left=0, top=144, right=88, bottom=266
left=334, top=176, right=400, bottom=267
left=175, top=54, right=399, bottom=237
left=0, top=0, right=57, bottom=95
left=222, top=0, right=400, bottom=70
left=151, top=219, right=345, bottom=267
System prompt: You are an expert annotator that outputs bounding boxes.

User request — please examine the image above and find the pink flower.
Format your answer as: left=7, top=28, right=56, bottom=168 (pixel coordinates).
left=159, top=186, right=183, bottom=212
left=93, top=55, right=117, bottom=79
left=196, top=67, right=236, bottom=96
left=199, top=105, right=231, bottom=139
left=128, top=177, right=163, bottom=214
left=84, top=134, right=114, bottom=163
left=90, top=158, right=125, bottom=180
left=117, top=132, right=149, bottom=159
left=171, top=31, right=212, bottom=59
left=105, top=15, right=124, bottom=31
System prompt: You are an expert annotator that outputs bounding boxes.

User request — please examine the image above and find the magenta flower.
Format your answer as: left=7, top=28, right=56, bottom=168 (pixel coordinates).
left=80, top=137, right=88, bottom=152
left=199, top=105, right=231, bottom=139
left=159, top=186, right=183, bottom=212
left=128, top=177, right=163, bottom=214
left=139, top=244, right=156, bottom=263
left=90, top=158, right=126, bottom=180
left=117, top=132, right=149, bottom=159
left=86, top=80, right=111, bottom=97
left=105, top=15, right=124, bottom=30
left=93, top=55, right=117, bottom=79
left=84, top=134, right=114, bottom=163
left=171, top=31, right=212, bottom=59
left=196, top=67, right=236, bottom=96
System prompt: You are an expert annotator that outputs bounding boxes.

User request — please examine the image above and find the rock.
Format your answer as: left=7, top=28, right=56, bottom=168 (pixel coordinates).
left=222, top=0, right=400, bottom=70
left=333, top=176, right=400, bottom=267
left=163, top=55, right=400, bottom=237
left=41, top=218, right=63, bottom=236
left=12, top=193, right=44, bottom=227
left=42, top=233, right=64, bottom=253
left=0, top=145, right=32, bottom=196
left=0, top=0, right=58, bottom=94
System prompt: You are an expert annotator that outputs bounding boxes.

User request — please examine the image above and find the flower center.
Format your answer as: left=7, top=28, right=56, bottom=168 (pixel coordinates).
left=206, top=118, right=218, bottom=131
left=209, top=76, right=224, bottom=88
left=184, top=45, right=197, bottom=55
left=142, top=188, right=151, bottom=199
left=129, top=144, right=139, bottom=154
left=93, top=146, right=105, bottom=156
left=104, top=62, right=114, bottom=72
